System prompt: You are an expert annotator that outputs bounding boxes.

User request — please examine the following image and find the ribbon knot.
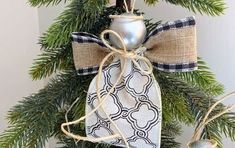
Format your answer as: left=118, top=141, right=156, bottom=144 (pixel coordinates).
left=120, top=51, right=136, bottom=58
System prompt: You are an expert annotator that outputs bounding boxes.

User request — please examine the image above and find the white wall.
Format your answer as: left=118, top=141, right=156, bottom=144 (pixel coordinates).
left=0, top=0, right=43, bottom=133
left=136, top=0, right=235, bottom=147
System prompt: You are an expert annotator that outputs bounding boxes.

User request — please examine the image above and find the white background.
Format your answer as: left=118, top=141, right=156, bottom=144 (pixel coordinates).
left=0, top=0, right=234, bottom=147
left=0, top=0, right=43, bottom=137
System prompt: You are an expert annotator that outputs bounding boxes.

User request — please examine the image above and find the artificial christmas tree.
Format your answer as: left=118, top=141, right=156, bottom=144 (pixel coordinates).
left=1, top=0, right=235, bottom=148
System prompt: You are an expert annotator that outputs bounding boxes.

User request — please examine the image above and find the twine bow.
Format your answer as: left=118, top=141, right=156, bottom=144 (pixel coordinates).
left=100, top=30, right=153, bottom=75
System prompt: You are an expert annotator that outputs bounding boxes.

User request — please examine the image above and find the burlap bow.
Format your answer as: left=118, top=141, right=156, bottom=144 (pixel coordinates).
left=71, top=16, right=197, bottom=75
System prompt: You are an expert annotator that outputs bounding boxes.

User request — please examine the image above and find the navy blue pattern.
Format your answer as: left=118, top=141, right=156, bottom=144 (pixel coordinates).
left=152, top=62, right=197, bottom=72
left=86, top=60, right=161, bottom=148
left=71, top=32, right=106, bottom=47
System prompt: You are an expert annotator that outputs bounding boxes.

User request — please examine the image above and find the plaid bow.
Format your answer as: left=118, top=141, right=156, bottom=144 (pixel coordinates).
left=71, top=16, right=197, bottom=75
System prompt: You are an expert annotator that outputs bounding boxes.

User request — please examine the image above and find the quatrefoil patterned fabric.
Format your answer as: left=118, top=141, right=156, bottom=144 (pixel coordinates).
left=86, top=58, right=162, bottom=148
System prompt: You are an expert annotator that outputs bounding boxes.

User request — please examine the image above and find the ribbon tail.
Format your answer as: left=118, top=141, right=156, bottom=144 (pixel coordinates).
left=144, top=16, right=198, bottom=72
left=72, top=32, right=110, bottom=75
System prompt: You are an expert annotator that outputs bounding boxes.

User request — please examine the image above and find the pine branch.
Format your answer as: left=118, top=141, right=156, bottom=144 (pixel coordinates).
left=157, top=58, right=222, bottom=125
left=163, top=0, right=226, bottom=16
left=145, top=19, right=161, bottom=35
left=58, top=138, right=112, bottom=148
left=175, top=58, right=224, bottom=97
left=0, top=71, right=92, bottom=148
left=162, top=89, right=194, bottom=124
left=201, top=112, right=235, bottom=148
left=144, top=0, right=159, bottom=5
left=156, top=71, right=235, bottom=147
left=161, top=121, right=181, bottom=148
left=30, top=7, right=125, bottom=80
left=40, top=0, right=107, bottom=50
left=28, top=0, right=68, bottom=7
left=144, top=0, right=226, bottom=16
left=29, top=46, right=73, bottom=80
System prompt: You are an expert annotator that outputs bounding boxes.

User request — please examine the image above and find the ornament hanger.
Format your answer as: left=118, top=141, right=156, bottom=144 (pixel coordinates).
left=188, top=91, right=235, bottom=147
left=110, top=0, right=143, bottom=20
left=123, top=0, right=135, bottom=13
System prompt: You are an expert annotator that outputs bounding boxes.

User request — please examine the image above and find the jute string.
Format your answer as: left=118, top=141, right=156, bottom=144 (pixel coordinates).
left=187, top=91, right=235, bottom=147
left=123, top=0, right=135, bottom=13
left=109, top=0, right=143, bottom=20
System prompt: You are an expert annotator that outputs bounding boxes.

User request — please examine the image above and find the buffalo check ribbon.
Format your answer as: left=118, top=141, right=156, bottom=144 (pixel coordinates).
left=71, top=16, right=197, bottom=75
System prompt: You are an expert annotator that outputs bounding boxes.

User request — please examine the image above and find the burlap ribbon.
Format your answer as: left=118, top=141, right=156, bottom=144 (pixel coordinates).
left=72, top=16, right=197, bottom=74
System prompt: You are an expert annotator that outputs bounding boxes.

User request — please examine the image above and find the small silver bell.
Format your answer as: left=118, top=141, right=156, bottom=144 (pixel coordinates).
left=188, top=140, right=217, bottom=148
left=109, top=13, right=146, bottom=50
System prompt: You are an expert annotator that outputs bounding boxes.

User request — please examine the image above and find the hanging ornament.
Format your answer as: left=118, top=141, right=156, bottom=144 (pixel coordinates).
left=188, top=92, right=235, bottom=148
left=61, top=0, right=197, bottom=148
left=189, top=140, right=217, bottom=148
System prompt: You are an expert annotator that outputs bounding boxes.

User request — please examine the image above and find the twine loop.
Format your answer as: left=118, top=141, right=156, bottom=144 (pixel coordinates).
left=100, top=29, right=153, bottom=75
left=109, top=0, right=143, bottom=20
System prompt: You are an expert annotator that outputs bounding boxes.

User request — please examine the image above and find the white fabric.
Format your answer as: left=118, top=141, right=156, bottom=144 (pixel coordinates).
left=86, top=58, right=162, bottom=148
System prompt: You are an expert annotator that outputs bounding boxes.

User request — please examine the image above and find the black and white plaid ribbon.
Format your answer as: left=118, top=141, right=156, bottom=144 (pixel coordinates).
left=72, top=16, right=197, bottom=75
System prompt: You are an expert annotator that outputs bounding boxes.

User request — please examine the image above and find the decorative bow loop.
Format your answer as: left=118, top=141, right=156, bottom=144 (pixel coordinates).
left=71, top=16, right=197, bottom=75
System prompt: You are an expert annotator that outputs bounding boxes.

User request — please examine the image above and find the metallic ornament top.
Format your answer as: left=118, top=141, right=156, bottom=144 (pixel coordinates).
left=109, top=13, right=147, bottom=50
left=188, top=140, right=217, bottom=148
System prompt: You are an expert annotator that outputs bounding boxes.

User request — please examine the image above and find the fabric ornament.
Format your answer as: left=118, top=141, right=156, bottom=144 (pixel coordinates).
left=61, top=3, right=197, bottom=147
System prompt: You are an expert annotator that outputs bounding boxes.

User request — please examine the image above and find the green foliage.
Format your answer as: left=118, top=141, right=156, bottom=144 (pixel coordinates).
left=164, top=0, right=226, bottom=16
left=161, top=121, right=181, bottom=148
left=30, top=46, right=73, bottom=80
left=175, top=58, right=224, bottom=97
left=144, top=0, right=159, bottom=5
left=145, top=19, right=161, bottom=35
left=0, top=71, right=92, bottom=148
left=156, top=69, right=235, bottom=148
left=0, top=0, right=232, bottom=148
left=142, top=0, right=226, bottom=16
left=162, top=88, right=194, bottom=124
left=40, top=0, right=108, bottom=50
left=30, top=6, right=125, bottom=80
left=28, top=0, right=68, bottom=6
left=158, top=57, right=225, bottom=130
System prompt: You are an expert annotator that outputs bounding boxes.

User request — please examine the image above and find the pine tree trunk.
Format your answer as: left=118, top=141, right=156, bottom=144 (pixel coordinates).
left=116, top=0, right=131, bottom=10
